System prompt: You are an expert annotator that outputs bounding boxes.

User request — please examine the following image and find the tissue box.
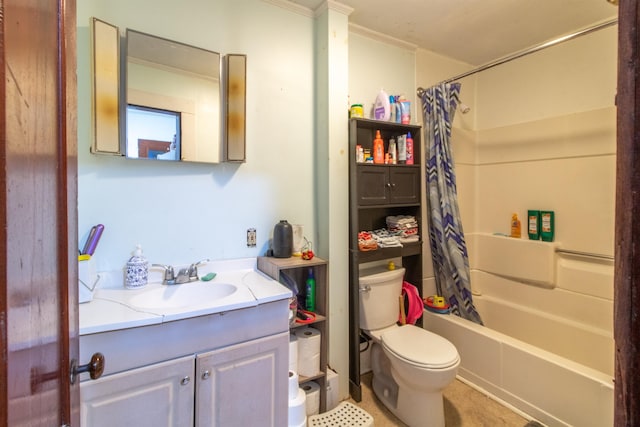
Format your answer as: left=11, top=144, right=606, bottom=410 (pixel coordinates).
left=78, top=257, right=98, bottom=303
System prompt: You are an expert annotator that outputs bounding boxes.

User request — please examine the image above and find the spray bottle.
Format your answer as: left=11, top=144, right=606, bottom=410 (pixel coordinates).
left=305, top=268, right=316, bottom=312
left=406, top=132, right=414, bottom=165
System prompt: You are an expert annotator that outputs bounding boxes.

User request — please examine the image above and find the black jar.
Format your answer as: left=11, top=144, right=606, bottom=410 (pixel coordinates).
left=272, top=220, right=293, bottom=258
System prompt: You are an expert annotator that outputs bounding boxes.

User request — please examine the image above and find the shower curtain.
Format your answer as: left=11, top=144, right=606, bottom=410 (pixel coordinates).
left=419, top=82, right=483, bottom=325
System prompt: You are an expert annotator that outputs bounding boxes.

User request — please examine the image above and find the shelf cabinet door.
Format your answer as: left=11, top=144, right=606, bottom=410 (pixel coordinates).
left=195, top=332, right=288, bottom=427
left=80, top=355, right=195, bottom=427
left=389, top=167, right=421, bottom=204
left=357, top=165, right=389, bottom=205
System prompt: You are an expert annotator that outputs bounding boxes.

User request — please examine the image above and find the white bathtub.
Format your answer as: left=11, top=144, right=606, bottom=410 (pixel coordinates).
left=423, top=288, right=614, bottom=427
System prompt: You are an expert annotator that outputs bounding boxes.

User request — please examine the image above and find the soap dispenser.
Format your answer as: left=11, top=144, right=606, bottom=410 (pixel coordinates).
left=125, top=244, right=149, bottom=289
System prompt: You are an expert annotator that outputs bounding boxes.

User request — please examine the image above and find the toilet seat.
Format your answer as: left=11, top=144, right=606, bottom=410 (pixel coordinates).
left=381, top=325, right=459, bottom=369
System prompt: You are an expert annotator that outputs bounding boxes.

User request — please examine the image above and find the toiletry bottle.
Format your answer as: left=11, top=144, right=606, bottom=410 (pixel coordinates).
left=356, top=144, right=364, bottom=163
left=125, top=244, right=149, bottom=289
left=388, top=138, right=397, bottom=164
left=510, top=213, right=521, bottom=238
left=374, top=89, right=391, bottom=121
left=406, top=132, right=414, bottom=165
left=397, top=134, right=407, bottom=164
left=528, top=210, right=541, bottom=240
left=305, top=268, right=316, bottom=312
left=389, top=96, right=396, bottom=122
left=540, top=211, right=555, bottom=242
left=373, top=130, right=384, bottom=164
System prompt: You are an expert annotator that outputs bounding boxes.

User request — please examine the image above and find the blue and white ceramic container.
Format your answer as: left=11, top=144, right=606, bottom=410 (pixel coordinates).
left=125, top=244, right=148, bottom=289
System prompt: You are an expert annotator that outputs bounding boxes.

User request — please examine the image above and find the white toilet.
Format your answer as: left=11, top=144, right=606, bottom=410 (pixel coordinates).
left=359, top=264, right=460, bottom=427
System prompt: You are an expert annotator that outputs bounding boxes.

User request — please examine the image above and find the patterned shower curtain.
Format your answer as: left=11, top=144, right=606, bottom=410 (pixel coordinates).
left=419, top=82, right=483, bottom=325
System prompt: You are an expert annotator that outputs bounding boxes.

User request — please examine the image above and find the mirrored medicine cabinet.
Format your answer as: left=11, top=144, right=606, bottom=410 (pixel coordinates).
left=90, top=18, right=246, bottom=164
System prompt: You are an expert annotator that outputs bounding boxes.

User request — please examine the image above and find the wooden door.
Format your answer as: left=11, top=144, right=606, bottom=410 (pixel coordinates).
left=0, top=0, right=79, bottom=426
left=614, top=1, right=640, bottom=425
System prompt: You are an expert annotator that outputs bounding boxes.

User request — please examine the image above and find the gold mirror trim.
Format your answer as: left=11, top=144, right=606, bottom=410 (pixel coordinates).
left=224, top=54, right=247, bottom=162
left=90, top=18, right=121, bottom=155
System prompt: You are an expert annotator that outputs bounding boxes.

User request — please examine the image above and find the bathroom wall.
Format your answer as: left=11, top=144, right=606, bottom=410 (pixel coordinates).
left=77, top=0, right=317, bottom=271
left=77, top=0, right=343, bottom=392
left=348, top=29, right=417, bottom=118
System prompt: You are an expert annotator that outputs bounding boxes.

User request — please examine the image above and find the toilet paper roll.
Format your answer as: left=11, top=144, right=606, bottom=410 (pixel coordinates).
left=295, top=327, right=321, bottom=377
left=302, top=381, right=321, bottom=416
left=289, top=334, right=298, bottom=373
left=288, top=371, right=299, bottom=401
left=288, top=388, right=306, bottom=426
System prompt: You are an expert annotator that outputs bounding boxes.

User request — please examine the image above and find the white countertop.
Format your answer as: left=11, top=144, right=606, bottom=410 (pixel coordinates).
left=79, top=258, right=291, bottom=335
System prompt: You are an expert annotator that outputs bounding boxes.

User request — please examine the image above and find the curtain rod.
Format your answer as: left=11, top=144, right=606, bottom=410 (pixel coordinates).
left=417, top=18, right=618, bottom=96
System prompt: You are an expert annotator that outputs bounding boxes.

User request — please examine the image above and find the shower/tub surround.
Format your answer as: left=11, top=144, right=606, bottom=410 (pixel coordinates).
left=424, top=232, right=614, bottom=427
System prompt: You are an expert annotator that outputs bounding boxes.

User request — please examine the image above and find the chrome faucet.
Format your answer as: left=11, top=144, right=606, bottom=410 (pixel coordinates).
left=152, top=264, right=176, bottom=285
left=153, top=259, right=210, bottom=285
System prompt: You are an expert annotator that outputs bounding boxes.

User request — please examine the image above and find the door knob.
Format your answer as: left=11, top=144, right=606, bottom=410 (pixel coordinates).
left=70, top=352, right=105, bottom=385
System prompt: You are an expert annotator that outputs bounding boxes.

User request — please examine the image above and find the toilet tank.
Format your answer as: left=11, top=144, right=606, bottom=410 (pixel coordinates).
left=359, top=265, right=406, bottom=331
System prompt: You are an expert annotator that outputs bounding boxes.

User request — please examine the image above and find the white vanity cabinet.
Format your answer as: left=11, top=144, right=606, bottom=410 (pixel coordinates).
left=195, top=333, right=288, bottom=426
left=81, top=355, right=195, bottom=426
left=80, top=298, right=290, bottom=427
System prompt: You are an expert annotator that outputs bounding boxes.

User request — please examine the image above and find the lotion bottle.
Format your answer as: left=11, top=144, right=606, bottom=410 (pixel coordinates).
left=397, top=134, right=407, bottom=164
left=373, top=130, right=384, bottom=164
left=406, top=132, right=414, bottom=165
left=528, top=210, right=541, bottom=240
left=510, top=213, right=521, bottom=238
left=540, top=211, right=555, bottom=242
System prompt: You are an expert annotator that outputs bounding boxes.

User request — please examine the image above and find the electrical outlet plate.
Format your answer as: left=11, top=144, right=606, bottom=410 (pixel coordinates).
left=247, top=228, right=256, bottom=247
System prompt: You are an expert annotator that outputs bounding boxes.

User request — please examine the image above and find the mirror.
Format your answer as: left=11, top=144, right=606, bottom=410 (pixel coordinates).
left=90, top=18, right=223, bottom=163
left=125, top=29, right=221, bottom=163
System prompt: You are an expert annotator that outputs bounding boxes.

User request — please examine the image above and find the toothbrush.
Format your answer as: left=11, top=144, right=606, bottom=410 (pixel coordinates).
left=82, top=224, right=104, bottom=255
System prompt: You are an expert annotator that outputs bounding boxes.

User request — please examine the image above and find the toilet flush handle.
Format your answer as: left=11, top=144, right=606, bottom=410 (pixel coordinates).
left=359, top=285, right=371, bottom=293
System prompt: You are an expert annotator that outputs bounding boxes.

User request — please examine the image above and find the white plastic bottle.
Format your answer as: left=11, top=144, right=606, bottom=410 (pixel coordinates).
left=373, top=89, right=391, bottom=121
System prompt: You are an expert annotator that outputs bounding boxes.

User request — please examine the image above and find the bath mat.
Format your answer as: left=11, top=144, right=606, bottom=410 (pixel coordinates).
left=308, top=401, right=374, bottom=427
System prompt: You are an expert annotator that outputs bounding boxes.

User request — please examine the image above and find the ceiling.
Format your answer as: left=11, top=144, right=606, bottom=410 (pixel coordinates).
left=287, top=0, right=618, bottom=65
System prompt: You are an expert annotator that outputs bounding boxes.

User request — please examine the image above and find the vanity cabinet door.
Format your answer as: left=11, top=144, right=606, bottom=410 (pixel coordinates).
left=195, top=332, right=288, bottom=427
left=80, top=355, right=195, bottom=427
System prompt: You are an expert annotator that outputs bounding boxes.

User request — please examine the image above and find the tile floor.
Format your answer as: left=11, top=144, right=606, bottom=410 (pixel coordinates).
left=347, top=373, right=536, bottom=426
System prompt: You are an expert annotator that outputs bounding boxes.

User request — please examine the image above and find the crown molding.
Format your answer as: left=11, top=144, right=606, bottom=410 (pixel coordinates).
left=349, top=23, right=417, bottom=51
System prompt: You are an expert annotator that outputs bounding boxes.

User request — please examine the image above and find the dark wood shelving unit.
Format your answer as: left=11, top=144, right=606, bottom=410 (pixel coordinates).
left=348, top=118, right=423, bottom=401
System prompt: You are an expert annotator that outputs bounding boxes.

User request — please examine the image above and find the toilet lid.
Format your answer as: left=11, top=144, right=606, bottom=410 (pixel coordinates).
left=381, top=325, right=459, bottom=369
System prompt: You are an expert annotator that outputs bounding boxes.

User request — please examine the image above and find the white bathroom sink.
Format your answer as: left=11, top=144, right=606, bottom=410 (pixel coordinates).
left=128, top=282, right=238, bottom=310
left=85, top=261, right=291, bottom=329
